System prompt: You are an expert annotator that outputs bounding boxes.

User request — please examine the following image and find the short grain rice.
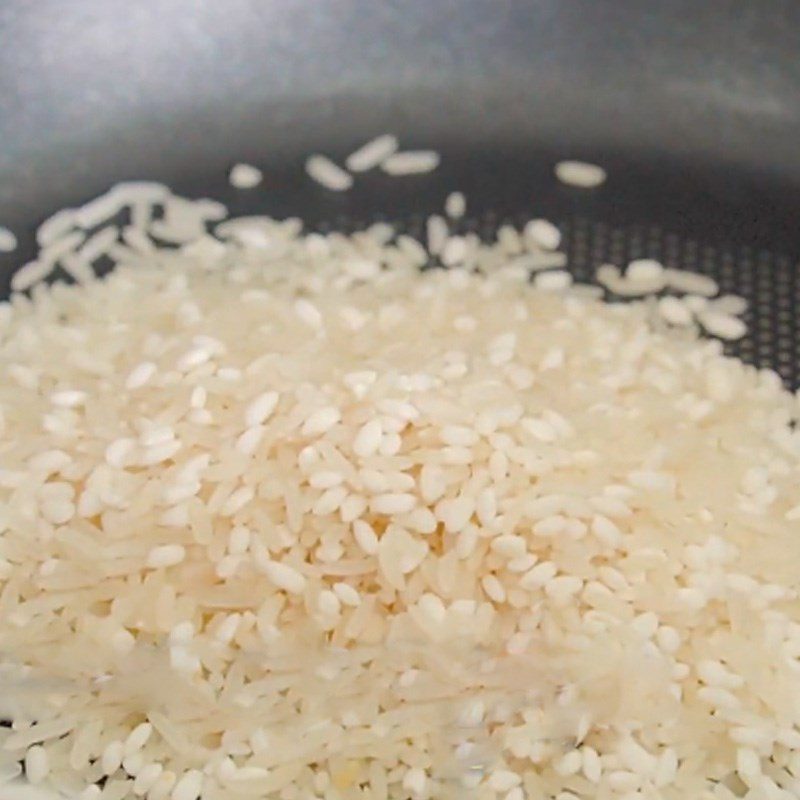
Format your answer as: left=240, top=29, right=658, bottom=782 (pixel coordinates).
left=305, top=155, right=353, bottom=191
left=229, top=163, right=263, bottom=189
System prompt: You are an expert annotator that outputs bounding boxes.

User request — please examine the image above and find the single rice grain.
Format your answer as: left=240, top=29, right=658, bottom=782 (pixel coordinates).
left=555, top=160, right=607, bottom=188
left=345, top=134, right=399, bottom=172
left=229, top=163, right=263, bottom=189
left=381, top=150, right=440, bottom=176
left=305, top=155, right=353, bottom=191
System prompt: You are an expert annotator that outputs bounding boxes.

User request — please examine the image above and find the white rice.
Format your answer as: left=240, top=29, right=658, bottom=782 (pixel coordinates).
left=444, top=192, right=466, bottom=219
left=625, top=258, right=664, bottom=282
left=36, top=209, right=78, bottom=247
left=228, top=163, right=263, bottom=189
left=24, top=746, right=49, bottom=784
left=304, top=155, right=353, bottom=191
left=664, top=268, right=719, bottom=297
left=599, top=260, right=675, bottom=297
left=345, top=134, right=399, bottom=172
left=0, top=226, right=17, bottom=253
left=515, top=251, right=569, bottom=272
left=440, top=235, right=468, bottom=266
left=2, top=182, right=799, bottom=800
left=698, top=310, right=748, bottom=340
left=244, top=391, right=279, bottom=428
left=533, top=269, right=573, bottom=291
left=523, top=219, right=561, bottom=251
left=111, top=181, right=171, bottom=206
left=77, top=226, right=118, bottom=264
left=9, top=260, right=53, bottom=292
left=710, top=293, right=748, bottom=316
left=381, top=150, right=440, bottom=176
left=73, top=190, right=126, bottom=230
left=555, top=160, right=607, bottom=188
left=426, top=214, right=448, bottom=255
left=61, top=254, right=97, bottom=285
left=657, top=295, right=694, bottom=327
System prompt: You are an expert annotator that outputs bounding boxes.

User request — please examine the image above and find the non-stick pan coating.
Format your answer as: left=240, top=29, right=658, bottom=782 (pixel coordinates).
left=1, top=1, right=798, bottom=385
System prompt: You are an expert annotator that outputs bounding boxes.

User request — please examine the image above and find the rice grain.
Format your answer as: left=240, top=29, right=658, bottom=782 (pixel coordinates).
left=345, top=134, right=399, bottom=172
left=229, top=163, right=263, bottom=189
left=381, top=150, right=440, bottom=176
left=657, top=296, right=694, bottom=327
left=698, top=311, right=747, bottom=340
left=24, top=746, right=49, bottom=784
left=146, top=545, right=186, bottom=569
left=444, top=191, right=466, bottom=219
left=555, top=160, right=607, bottom=187
left=664, top=268, right=719, bottom=297
left=10, top=260, right=54, bottom=292
left=0, top=225, right=17, bottom=252
left=261, top=560, right=306, bottom=594
left=524, top=219, right=561, bottom=251
left=305, top=155, right=353, bottom=192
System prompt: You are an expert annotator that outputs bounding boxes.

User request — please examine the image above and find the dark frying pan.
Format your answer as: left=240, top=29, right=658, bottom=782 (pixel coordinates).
left=1, top=0, right=799, bottom=394
left=2, top=4, right=800, bottom=796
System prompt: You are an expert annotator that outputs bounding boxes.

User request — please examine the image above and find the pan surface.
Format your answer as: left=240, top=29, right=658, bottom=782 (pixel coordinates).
left=1, top=4, right=800, bottom=796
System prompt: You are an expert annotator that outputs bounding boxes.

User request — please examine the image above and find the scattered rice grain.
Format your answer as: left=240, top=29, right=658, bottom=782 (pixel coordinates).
left=345, top=134, right=399, bottom=172
left=229, top=163, right=263, bottom=189
left=555, top=160, right=607, bottom=188
left=305, top=155, right=353, bottom=192
left=381, top=150, right=440, bottom=176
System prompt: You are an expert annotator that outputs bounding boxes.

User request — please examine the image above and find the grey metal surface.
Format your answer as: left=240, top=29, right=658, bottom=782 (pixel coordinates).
left=1, top=3, right=800, bottom=791
left=2, top=0, right=800, bottom=218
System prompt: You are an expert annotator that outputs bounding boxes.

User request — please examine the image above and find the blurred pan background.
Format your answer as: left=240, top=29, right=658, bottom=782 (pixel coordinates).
left=1, top=1, right=799, bottom=386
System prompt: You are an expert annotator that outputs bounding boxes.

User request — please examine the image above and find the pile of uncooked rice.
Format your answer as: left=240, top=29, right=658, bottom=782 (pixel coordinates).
left=1, top=183, right=800, bottom=800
